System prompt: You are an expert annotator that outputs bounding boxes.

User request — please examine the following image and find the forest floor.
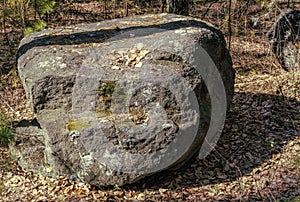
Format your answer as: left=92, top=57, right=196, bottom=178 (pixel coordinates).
left=0, top=1, right=299, bottom=201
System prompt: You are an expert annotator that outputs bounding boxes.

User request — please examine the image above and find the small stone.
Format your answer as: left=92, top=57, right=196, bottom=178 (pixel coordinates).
left=135, top=62, right=143, bottom=68
left=162, top=123, right=172, bottom=129
left=112, top=65, right=120, bottom=70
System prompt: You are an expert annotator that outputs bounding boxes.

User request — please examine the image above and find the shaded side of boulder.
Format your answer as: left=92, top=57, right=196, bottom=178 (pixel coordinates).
left=267, top=10, right=300, bottom=71
left=12, top=14, right=235, bottom=187
left=10, top=119, right=47, bottom=174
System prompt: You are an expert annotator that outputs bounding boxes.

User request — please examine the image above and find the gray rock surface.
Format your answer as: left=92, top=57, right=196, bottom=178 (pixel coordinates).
left=11, top=13, right=235, bottom=186
left=267, top=10, right=300, bottom=71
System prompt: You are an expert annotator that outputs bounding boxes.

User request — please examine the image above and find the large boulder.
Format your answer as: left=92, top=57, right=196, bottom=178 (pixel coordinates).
left=267, top=10, right=300, bottom=71
left=11, top=14, right=235, bottom=186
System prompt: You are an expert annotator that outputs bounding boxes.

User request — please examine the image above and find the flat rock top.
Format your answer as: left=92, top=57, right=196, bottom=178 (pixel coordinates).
left=17, top=13, right=226, bottom=106
left=17, top=13, right=221, bottom=59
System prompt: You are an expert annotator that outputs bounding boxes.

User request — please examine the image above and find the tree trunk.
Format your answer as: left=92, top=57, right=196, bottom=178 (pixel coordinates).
left=164, top=0, right=189, bottom=16
left=124, top=1, right=128, bottom=17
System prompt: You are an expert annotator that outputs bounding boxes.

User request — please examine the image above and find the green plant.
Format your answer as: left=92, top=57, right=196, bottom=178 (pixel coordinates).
left=10, top=69, right=20, bottom=88
left=0, top=179, right=4, bottom=194
left=6, top=0, right=30, bottom=27
left=269, top=140, right=275, bottom=149
left=113, top=184, right=120, bottom=191
left=292, top=155, right=300, bottom=170
left=23, top=27, right=34, bottom=36
left=210, top=187, right=219, bottom=194
left=3, top=0, right=55, bottom=31
left=24, top=20, right=47, bottom=35
left=293, top=197, right=300, bottom=202
left=0, top=110, right=13, bottom=147
left=277, top=197, right=300, bottom=202
left=35, top=0, right=56, bottom=16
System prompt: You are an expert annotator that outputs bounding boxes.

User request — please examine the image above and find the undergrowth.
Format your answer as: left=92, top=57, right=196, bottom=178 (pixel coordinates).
left=0, top=110, right=13, bottom=147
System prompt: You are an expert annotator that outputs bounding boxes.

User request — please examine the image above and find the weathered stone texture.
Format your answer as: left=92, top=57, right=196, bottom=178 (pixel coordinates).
left=11, top=14, right=235, bottom=186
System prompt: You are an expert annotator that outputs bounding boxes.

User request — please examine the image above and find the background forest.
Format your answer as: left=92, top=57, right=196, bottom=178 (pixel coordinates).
left=0, top=0, right=299, bottom=201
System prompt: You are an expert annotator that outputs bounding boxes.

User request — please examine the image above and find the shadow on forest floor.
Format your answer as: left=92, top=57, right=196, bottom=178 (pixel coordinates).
left=124, top=91, right=300, bottom=191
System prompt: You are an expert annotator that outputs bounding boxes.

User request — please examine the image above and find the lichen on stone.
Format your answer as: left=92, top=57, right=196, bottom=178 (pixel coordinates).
left=66, top=119, right=90, bottom=132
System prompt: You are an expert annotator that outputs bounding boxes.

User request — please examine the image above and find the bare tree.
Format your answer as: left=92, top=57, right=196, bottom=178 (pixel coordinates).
left=2, top=0, right=6, bottom=32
